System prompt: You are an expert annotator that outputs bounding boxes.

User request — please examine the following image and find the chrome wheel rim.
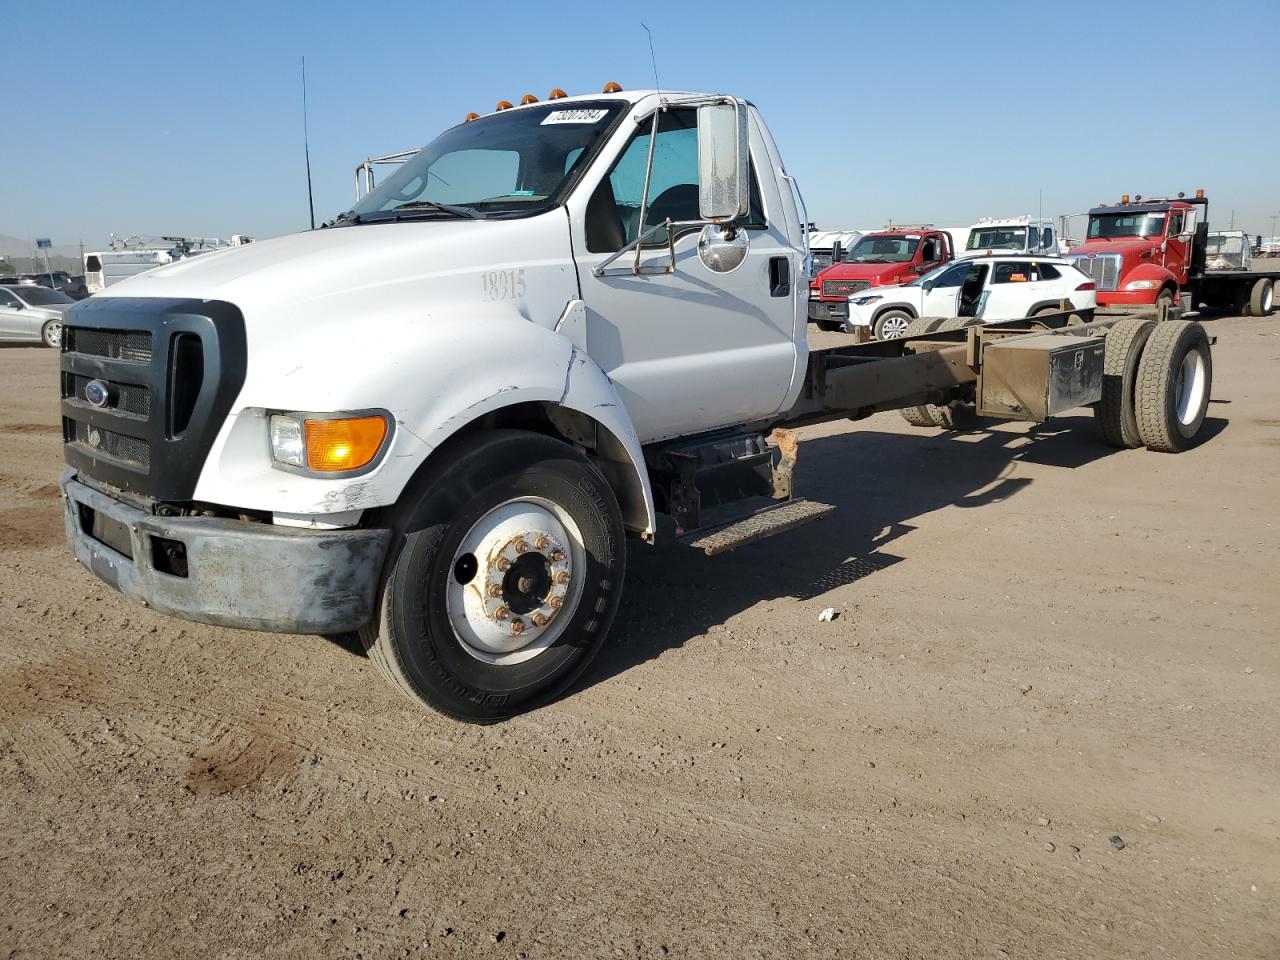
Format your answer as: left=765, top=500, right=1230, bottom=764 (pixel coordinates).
left=880, top=315, right=910, bottom=339
left=44, top=321, right=62, bottom=347
left=445, top=497, right=586, bottom=665
left=1175, top=349, right=1208, bottom=429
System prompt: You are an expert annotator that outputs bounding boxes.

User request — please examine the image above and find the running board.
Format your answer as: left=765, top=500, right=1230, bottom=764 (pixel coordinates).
left=677, top=499, right=836, bottom=556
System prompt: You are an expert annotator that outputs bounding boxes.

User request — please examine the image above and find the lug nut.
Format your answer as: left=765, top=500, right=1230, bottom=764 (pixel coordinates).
left=531, top=613, right=549, bottom=628
left=493, top=605, right=509, bottom=621
left=487, top=583, right=502, bottom=598
left=553, top=571, right=570, bottom=585
left=550, top=551, right=565, bottom=563
left=548, top=596, right=563, bottom=610
left=534, top=534, right=550, bottom=550
left=495, top=557, right=511, bottom=572
left=514, top=539, right=530, bottom=554
left=511, top=619, right=525, bottom=635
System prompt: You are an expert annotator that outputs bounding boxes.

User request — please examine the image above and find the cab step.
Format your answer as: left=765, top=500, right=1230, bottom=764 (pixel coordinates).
left=678, top=498, right=836, bottom=556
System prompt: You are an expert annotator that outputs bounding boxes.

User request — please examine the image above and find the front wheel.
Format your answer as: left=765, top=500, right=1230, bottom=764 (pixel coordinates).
left=1250, top=278, right=1274, bottom=317
left=874, top=309, right=913, bottom=340
left=41, top=319, right=62, bottom=348
left=362, top=430, right=625, bottom=722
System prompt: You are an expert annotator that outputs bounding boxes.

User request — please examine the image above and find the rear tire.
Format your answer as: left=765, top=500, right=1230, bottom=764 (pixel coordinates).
left=1134, top=320, right=1213, bottom=453
left=923, top=318, right=981, bottom=430
left=1249, top=278, right=1274, bottom=317
left=1094, top=316, right=1155, bottom=449
left=899, top=317, right=949, bottom=426
left=874, top=309, right=914, bottom=340
left=361, top=430, right=625, bottom=722
left=41, top=319, right=62, bottom=348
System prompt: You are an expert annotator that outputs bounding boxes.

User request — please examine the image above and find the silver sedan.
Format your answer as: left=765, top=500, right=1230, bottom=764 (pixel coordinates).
left=0, top=283, right=74, bottom=347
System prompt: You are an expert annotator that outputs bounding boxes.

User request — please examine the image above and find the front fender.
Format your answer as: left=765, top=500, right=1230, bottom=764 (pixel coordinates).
left=1119, top=263, right=1177, bottom=296
left=197, top=311, right=655, bottom=535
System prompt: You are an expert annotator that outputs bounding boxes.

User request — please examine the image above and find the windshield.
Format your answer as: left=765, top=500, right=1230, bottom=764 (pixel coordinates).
left=1088, top=212, right=1167, bottom=239
left=12, top=286, right=73, bottom=306
left=843, top=235, right=919, bottom=264
left=967, top=226, right=1026, bottom=250
left=346, top=101, right=625, bottom=223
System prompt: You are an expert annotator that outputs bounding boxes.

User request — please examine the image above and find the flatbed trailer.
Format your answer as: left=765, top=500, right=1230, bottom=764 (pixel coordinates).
left=660, top=305, right=1213, bottom=555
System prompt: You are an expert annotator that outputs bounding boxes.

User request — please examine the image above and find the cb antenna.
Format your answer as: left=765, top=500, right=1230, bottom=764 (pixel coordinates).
left=641, top=22, right=660, bottom=95
left=302, top=56, right=316, bottom=230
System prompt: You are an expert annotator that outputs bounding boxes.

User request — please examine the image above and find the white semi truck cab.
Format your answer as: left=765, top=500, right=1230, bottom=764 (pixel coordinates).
left=58, top=85, right=1218, bottom=722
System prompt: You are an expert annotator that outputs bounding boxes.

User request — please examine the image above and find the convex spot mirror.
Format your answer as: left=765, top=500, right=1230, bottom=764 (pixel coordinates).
left=697, top=101, right=749, bottom=223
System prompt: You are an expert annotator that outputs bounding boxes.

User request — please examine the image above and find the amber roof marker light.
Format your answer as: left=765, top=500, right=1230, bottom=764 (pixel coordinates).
left=520, top=94, right=538, bottom=105
left=549, top=88, right=568, bottom=99
left=495, top=100, right=514, bottom=111
left=602, top=81, right=622, bottom=93
left=464, top=112, right=480, bottom=122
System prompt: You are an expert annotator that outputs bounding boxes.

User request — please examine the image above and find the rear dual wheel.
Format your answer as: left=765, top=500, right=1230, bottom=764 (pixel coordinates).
left=1134, top=320, right=1213, bottom=453
left=362, top=430, right=625, bottom=722
left=900, top=317, right=981, bottom=429
left=1250, top=278, right=1274, bottom=318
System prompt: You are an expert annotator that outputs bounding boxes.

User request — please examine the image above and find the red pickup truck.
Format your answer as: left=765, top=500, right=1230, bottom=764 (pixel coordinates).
left=809, top=228, right=955, bottom=332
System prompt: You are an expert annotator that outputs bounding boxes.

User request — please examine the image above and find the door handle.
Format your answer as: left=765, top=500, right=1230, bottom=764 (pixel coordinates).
left=769, top=256, right=790, bottom=297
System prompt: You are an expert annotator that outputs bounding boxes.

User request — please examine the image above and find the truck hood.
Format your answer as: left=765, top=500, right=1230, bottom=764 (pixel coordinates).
left=104, top=219, right=551, bottom=310
left=815, top=261, right=913, bottom=285
left=1069, top=239, right=1158, bottom=259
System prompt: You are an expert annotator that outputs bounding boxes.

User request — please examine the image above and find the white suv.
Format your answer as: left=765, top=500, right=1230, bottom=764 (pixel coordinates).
left=843, top=256, right=1098, bottom=339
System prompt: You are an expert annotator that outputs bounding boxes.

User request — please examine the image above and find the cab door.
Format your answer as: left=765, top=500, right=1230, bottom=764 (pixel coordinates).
left=1162, top=209, right=1193, bottom=284
left=568, top=105, right=799, bottom=443
left=0, top=289, right=29, bottom=338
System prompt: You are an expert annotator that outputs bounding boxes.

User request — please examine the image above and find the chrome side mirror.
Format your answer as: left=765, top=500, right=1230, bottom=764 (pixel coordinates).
left=696, top=101, right=749, bottom=223
left=697, top=224, right=749, bottom=273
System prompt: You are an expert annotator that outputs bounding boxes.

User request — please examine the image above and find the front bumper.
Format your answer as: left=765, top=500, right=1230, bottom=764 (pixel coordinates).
left=807, top=299, right=849, bottom=324
left=60, top=470, right=391, bottom=634
left=1095, top=290, right=1157, bottom=308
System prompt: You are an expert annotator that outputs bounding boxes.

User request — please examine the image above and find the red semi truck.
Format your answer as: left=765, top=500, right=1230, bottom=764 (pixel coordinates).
left=808, top=227, right=954, bottom=332
left=1065, top=191, right=1277, bottom=317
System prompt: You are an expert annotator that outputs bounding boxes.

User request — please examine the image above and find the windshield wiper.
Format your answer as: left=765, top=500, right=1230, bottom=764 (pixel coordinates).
left=388, top=200, right=482, bottom=219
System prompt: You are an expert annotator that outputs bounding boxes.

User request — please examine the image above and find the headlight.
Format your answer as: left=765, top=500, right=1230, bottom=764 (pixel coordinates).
left=1124, top=279, right=1158, bottom=290
left=270, top=411, right=392, bottom=475
left=269, top=415, right=305, bottom=467
left=852, top=295, right=883, bottom=306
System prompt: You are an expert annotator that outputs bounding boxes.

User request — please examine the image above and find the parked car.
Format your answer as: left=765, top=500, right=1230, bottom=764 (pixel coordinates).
left=0, top=283, right=75, bottom=346
left=60, top=275, right=90, bottom=300
left=841, top=256, right=1098, bottom=339
left=808, top=228, right=955, bottom=329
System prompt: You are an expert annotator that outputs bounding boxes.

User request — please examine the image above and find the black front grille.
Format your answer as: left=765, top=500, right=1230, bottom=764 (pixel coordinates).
left=62, top=373, right=151, bottom=417
left=60, top=297, right=247, bottom=500
left=67, top=420, right=151, bottom=466
left=65, top=327, right=152, bottom=362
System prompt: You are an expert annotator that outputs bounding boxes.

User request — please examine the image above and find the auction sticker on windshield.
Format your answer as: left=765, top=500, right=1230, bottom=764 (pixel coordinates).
left=542, top=109, right=610, bottom=125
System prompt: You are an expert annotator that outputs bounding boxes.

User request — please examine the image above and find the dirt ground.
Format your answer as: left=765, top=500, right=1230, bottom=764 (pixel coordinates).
left=1, top=311, right=1277, bottom=959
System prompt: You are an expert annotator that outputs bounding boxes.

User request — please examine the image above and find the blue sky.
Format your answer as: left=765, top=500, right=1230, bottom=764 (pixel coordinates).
left=4, top=0, right=1279, bottom=250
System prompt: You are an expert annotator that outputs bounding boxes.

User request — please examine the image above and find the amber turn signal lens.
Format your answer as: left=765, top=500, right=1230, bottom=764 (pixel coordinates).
left=304, top=416, right=387, bottom=472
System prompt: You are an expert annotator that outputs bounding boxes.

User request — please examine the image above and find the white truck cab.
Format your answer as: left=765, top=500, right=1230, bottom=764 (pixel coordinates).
left=959, top=216, right=1057, bottom=258
left=59, top=87, right=810, bottom=720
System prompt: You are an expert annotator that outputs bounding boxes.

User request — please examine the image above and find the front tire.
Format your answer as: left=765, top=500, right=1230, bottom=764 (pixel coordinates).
left=874, top=309, right=913, bottom=340
left=362, top=430, right=625, bottom=722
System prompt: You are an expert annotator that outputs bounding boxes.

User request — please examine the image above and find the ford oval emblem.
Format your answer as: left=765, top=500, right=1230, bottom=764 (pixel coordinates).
left=84, top=379, right=111, bottom=408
